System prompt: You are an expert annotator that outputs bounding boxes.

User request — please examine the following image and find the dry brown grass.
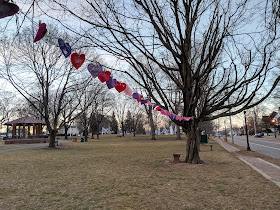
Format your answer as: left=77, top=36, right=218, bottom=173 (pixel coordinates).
left=0, top=135, right=279, bottom=209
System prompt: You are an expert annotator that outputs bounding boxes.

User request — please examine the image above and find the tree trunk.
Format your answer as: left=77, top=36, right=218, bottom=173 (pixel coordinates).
left=148, top=106, right=156, bottom=140
left=84, top=129, right=88, bottom=142
left=49, top=130, right=56, bottom=148
left=64, top=126, right=68, bottom=140
left=97, top=124, right=100, bottom=139
left=121, top=121, right=124, bottom=137
left=183, top=121, right=203, bottom=164
left=176, top=124, right=182, bottom=140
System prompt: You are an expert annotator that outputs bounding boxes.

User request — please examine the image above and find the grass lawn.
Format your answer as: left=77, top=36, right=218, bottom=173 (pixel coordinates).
left=0, top=135, right=279, bottom=209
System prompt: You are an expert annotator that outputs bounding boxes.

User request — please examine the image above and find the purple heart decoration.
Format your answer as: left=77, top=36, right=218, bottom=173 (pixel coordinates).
left=87, top=63, right=103, bottom=78
left=106, top=77, right=117, bottom=89
left=0, top=1, right=19, bottom=19
left=140, top=99, right=149, bottom=105
left=132, top=92, right=140, bottom=100
left=58, top=38, right=71, bottom=58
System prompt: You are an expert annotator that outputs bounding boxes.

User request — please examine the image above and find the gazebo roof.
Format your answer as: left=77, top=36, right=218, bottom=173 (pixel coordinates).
left=5, top=116, right=46, bottom=125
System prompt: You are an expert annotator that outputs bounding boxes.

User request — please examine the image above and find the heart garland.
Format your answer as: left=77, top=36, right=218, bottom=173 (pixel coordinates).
left=58, top=38, right=71, bottom=58
left=34, top=23, right=195, bottom=122
left=71, top=53, right=85, bottom=69
left=34, top=23, right=47, bottom=43
left=0, top=0, right=19, bottom=19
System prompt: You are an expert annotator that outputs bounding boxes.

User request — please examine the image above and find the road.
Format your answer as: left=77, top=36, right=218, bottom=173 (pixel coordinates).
left=225, top=136, right=280, bottom=159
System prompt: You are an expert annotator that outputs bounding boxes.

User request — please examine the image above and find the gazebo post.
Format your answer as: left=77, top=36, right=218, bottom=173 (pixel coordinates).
left=33, top=123, right=36, bottom=137
left=28, top=125, right=30, bottom=138
left=12, top=124, right=16, bottom=138
left=23, top=124, right=26, bottom=138
left=18, top=125, right=21, bottom=138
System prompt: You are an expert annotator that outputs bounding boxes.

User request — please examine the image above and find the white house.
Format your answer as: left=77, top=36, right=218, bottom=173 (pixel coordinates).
left=58, top=126, right=79, bottom=136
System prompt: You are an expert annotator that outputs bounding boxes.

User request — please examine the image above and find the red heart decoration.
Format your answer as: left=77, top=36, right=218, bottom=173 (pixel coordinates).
left=34, top=23, right=47, bottom=43
left=137, top=95, right=143, bottom=103
left=98, top=71, right=111, bottom=83
left=71, top=53, right=85, bottom=69
left=115, top=81, right=127, bottom=93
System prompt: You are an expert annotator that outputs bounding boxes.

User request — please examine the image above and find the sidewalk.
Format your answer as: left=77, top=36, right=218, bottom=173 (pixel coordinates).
left=214, top=138, right=280, bottom=188
left=0, top=140, right=69, bottom=154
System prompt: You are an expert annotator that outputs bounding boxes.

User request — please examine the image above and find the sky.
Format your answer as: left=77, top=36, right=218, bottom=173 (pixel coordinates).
left=0, top=0, right=279, bottom=129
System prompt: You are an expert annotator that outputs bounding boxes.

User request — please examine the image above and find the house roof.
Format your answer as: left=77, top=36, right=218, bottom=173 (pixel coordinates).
left=5, top=116, right=46, bottom=125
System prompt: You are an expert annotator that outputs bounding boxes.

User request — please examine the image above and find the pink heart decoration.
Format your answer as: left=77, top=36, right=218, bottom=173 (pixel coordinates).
left=175, top=115, right=180, bottom=120
left=160, top=110, right=166, bottom=115
left=88, top=63, right=103, bottom=78
left=34, top=23, right=47, bottom=43
left=71, top=53, right=85, bottom=69
left=115, top=81, right=127, bottom=93
left=147, top=101, right=152, bottom=105
left=0, top=1, right=19, bottom=19
left=124, top=86, right=132, bottom=96
left=98, top=71, right=111, bottom=83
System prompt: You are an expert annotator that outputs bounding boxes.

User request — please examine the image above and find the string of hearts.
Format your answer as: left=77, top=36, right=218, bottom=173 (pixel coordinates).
left=33, top=23, right=194, bottom=122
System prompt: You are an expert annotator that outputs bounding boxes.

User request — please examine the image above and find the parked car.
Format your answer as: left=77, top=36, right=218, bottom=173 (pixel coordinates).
left=254, top=133, right=264, bottom=138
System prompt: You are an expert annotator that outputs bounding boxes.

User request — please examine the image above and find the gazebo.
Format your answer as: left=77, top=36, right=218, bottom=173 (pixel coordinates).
left=5, top=116, right=46, bottom=139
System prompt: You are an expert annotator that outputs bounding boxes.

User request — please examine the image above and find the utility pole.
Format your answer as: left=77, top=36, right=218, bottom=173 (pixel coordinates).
left=229, top=110, right=234, bottom=144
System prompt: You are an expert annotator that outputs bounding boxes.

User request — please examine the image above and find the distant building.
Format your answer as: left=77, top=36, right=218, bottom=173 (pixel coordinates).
left=101, top=127, right=113, bottom=135
left=161, top=128, right=169, bottom=135
left=58, top=126, right=79, bottom=136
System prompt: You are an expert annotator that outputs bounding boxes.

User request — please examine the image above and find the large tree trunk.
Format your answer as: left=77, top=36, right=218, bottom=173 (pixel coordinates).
left=148, top=106, right=156, bottom=140
left=176, top=124, right=182, bottom=140
left=183, top=121, right=203, bottom=164
left=49, top=130, right=56, bottom=148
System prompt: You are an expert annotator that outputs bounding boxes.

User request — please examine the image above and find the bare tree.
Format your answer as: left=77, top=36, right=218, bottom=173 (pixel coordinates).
left=89, top=90, right=114, bottom=139
left=0, top=26, right=91, bottom=147
left=43, top=0, right=280, bottom=163
left=77, top=83, right=106, bottom=142
left=114, top=98, right=127, bottom=137
left=0, top=91, right=15, bottom=132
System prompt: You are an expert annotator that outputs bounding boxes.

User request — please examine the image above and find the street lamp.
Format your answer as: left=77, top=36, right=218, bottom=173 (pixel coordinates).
left=244, top=110, right=251, bottom=151
left=271, top=119, right=277, bottom=138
